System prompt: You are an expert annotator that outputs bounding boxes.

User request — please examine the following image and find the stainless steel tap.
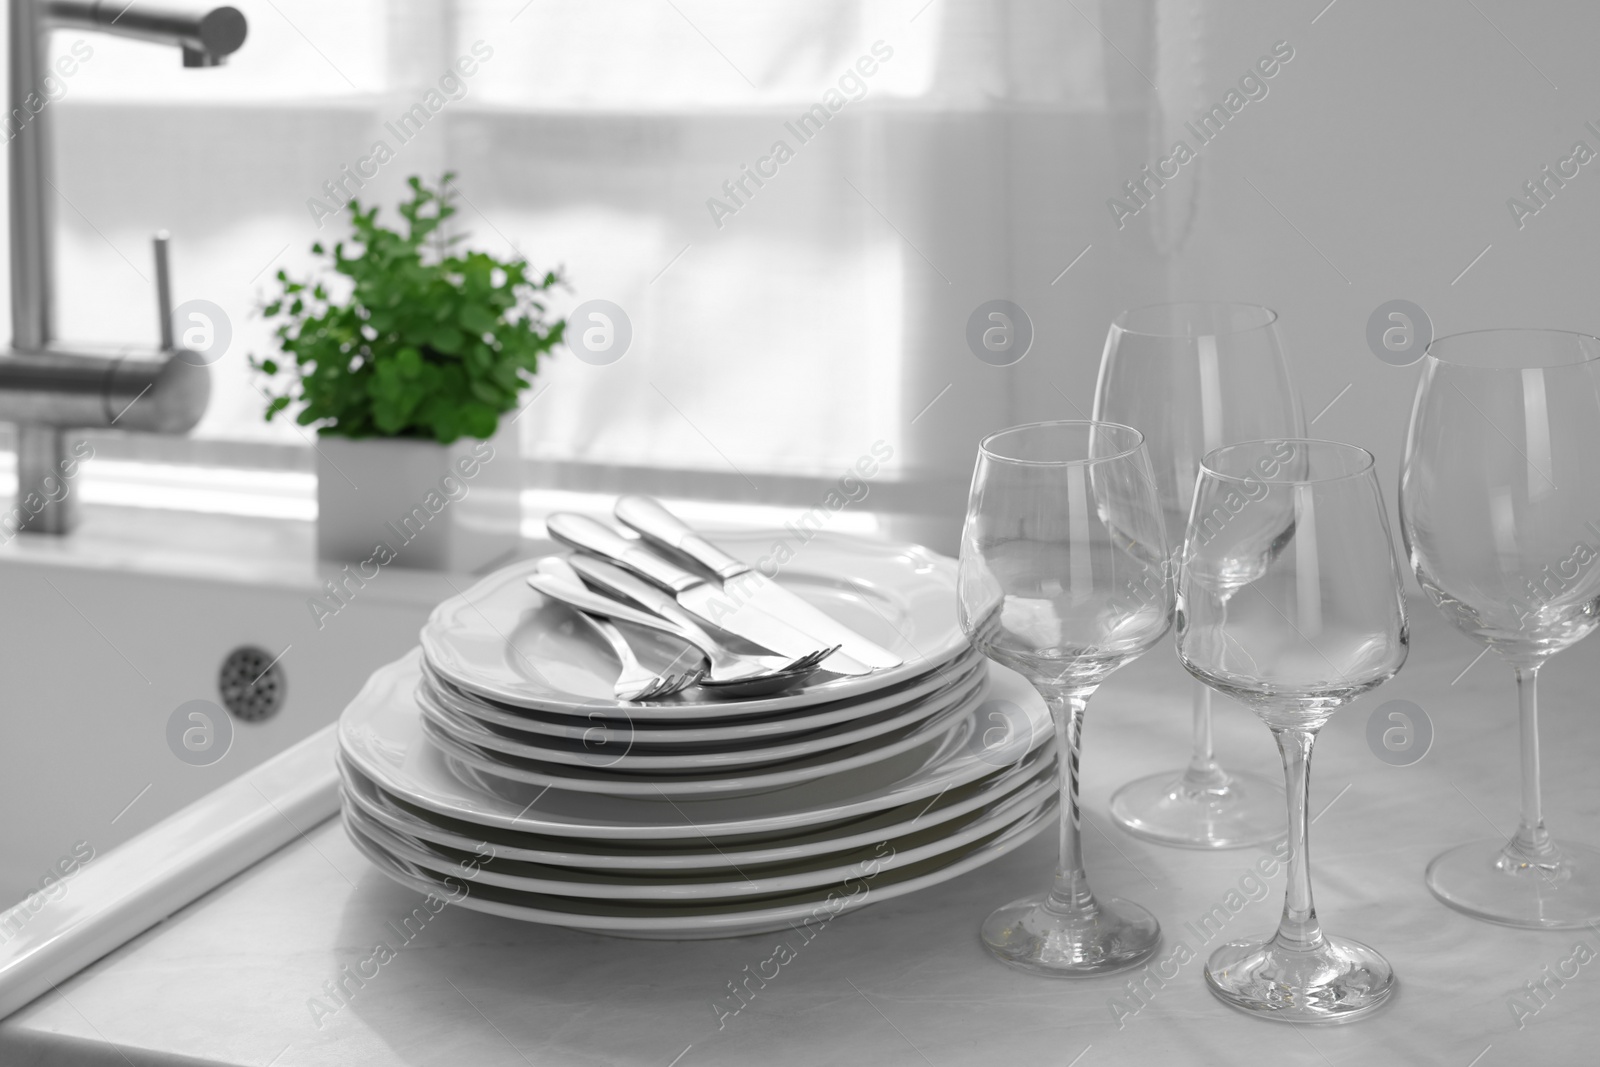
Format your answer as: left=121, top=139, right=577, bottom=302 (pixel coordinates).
left=3, top=0, right=247, bottom=534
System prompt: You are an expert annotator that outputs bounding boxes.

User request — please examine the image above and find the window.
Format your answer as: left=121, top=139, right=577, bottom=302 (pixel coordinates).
left=14, top=1, right=1121, bottom=519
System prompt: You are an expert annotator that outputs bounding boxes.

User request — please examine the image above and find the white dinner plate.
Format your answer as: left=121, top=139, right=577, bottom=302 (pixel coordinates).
left=415, top=659, right=987, bottom=773
left=342, top=771, right=1054, bottom=901
left=338, top=650, right=1051, bottom=842
left=419, top=532, right=968, bottom=716
left=418, top=647, right=985, bottom=740
left=338, top=750, right=1054, bottom=871
left=345, top=802, right=1051, bottom=939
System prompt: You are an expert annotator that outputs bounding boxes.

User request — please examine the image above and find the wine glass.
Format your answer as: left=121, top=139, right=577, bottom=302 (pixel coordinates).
left=1179, top=439, right=1408, bottom=1022
left=1095, top=302, right=1304, bottom=849
left=958, top=420, right=1174, bottom=975
left=1401, top=328, right=1600, bottom=928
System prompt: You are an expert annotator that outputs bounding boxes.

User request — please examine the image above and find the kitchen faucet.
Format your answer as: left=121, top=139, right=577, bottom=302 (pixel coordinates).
left=1, top=0, right=247, bottom=534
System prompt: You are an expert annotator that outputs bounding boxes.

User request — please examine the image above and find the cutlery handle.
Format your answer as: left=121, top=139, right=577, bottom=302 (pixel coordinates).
left=615, top=496, right=748, bottom=581
left=565, top=554, right=720, bottom=647
left=546, top=513, right=700, bottom=593
left=527, top=572, right=695, bottom=643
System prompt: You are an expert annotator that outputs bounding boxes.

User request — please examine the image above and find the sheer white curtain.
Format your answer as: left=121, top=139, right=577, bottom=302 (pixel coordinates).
left=14, top=0, right=1148, bottom=532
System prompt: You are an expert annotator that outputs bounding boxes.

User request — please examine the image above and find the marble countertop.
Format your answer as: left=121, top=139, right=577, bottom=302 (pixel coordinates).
left=4, top=603, right=1597, bottom=1066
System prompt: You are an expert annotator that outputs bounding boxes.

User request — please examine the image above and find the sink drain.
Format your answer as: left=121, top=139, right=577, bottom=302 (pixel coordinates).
left=218, top=646, right=285, bottom=722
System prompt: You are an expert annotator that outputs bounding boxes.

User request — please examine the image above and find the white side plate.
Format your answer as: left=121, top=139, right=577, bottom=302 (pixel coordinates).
left=415, top=659, right=987, bottom=773
left=419, top=532, right=968, bottom=715
left=418, top=647, right=984, bottom=740
left=420, top=690, right=977, bottom=799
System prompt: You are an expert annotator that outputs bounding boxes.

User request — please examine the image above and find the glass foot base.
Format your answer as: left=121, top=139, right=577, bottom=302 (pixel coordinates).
left=981, top=893, right=1160, bottom=976
left=1205, top=934, right=1395, bottom=1024
left=1110, top=769, right=1285, bottom=850
left=1426, top=837, right=1600, bottom=929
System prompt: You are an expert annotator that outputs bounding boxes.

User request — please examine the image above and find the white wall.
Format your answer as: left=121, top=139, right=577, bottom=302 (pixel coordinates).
left=1140, top=0, right=1600, bottom=518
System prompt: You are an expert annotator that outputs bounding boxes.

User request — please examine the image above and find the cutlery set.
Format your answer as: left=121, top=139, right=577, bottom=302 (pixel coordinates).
left=529, top=556, right=834, bottom=700
left=542, top=504, right=896, bottom=687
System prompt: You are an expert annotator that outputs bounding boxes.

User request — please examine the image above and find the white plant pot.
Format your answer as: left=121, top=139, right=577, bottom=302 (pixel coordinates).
left=315, top=425, right=521, bottom=572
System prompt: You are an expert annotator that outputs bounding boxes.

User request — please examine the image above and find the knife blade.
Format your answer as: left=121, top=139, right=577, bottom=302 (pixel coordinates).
left=545, top=513, right=876, bottom=676
left=613, top=495, right=904, bottom=670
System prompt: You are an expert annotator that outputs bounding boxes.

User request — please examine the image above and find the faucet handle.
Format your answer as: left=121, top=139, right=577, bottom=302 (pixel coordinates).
left=154, top=231, right=174, bottom=351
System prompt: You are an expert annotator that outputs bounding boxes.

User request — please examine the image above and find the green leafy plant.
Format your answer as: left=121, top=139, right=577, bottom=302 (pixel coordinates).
left=252, top=175, right=564, bottom=443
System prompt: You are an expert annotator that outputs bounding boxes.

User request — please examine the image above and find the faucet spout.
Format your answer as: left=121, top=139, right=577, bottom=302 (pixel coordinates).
left=47, top=1, right=247, bottom=65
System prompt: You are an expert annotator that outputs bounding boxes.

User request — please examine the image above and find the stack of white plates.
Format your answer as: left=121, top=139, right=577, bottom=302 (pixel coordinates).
left=338, top=532, right=1056, bottom=938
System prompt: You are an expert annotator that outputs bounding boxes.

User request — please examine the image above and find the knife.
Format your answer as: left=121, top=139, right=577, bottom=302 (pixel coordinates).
left=613, top=495, right=904, bottom=670
left=545, top=512, right=876, bottom=676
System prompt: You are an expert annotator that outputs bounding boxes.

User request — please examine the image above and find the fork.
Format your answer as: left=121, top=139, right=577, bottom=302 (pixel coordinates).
left=560, top=555, right=837, bottom=686
left=531, top=557, right=836, bottom=689
left=562, top=601, right=702, bottom=702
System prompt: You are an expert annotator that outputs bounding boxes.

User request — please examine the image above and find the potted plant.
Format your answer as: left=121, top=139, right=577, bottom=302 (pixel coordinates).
left=253, top=175, right=564, bottom=571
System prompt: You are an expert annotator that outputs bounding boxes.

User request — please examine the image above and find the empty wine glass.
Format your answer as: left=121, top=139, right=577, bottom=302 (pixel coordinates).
left=1179, top=440, right=1408, bottom=1022
left=1095, top=302, right=1304, bottom=849
left=958, top=420, right=1174, bottom=975
left=1401, top=328, right=1600, bottom=929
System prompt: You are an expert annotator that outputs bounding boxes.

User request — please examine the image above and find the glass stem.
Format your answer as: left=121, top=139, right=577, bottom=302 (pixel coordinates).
left=1045, top=687, right=1098, bottom=914
left=1270, top=726, right=1325, bottom=953
left=1509, top=665, right=1555, bottom=862
left=1182, top=679, right=1229, bottom=792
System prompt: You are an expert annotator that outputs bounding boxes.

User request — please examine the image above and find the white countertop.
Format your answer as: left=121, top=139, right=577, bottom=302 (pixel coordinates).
left=4, top=603, right=1597, bottom=1065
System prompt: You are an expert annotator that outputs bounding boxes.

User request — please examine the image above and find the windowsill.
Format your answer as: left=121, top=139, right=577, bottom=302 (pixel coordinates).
left=37, top=434, right=967, bottom=516
left=0, top=487, right=925, bottom=595
left=56, top=97, right=1112, bottom=118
